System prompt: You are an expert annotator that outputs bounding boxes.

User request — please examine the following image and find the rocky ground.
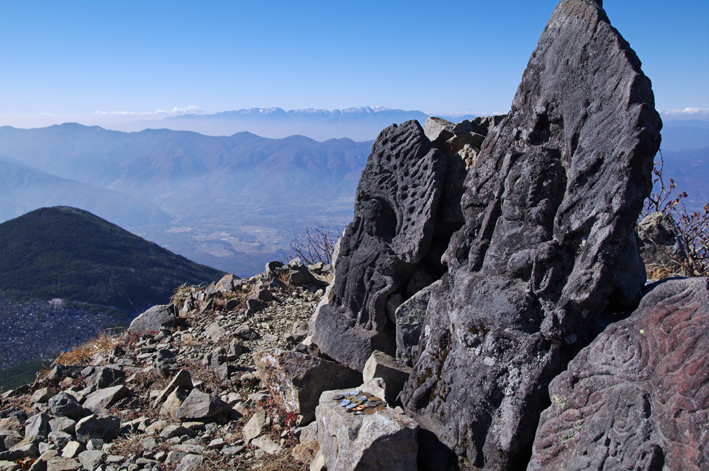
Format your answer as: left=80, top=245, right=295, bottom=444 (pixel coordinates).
left=0, top=294, right=125, bottom=370
left=0, top=260, right=333, bottom=471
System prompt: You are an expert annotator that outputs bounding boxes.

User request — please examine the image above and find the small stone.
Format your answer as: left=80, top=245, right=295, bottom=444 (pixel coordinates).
left=31, top=388, right=51, bottom=403
left=61, top=442, right=85, bottom=459
left=78, top=450, right=104, bottom=471
left=175, top=453, right=203, bottom=471
left=250, top=436, right=282, bottom=455
left=48, top=432, right=72, bottom=450
left=242, top=411, right=266, bottom=442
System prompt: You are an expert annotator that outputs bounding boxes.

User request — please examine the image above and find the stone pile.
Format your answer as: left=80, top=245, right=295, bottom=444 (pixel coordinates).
left=0, top=261, right=334, bottom=471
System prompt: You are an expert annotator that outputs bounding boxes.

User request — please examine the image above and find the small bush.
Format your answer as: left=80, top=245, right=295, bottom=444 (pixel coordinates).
left=641, top=151, right=709, bottom=277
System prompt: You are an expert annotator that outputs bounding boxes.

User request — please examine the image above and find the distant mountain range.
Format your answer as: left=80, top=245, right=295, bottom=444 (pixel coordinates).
left=0, top=123, right=373, bottom=275
left=0, top=116, right=706, bottom=276
left=111, top=106, right=477, bottom=141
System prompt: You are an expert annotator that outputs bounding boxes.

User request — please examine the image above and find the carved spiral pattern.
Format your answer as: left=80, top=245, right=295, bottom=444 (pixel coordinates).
left=529, top=278, right=709, bottom=470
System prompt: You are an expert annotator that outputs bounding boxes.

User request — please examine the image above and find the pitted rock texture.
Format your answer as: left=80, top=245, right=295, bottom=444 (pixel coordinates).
left=312, top=120, right=447, bottom=371
left=401, top=0, right=662, bottom=469
left=529, top=277, right=709, bottom=471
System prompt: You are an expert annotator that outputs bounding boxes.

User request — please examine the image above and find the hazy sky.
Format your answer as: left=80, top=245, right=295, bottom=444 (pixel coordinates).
left=1, top=0, right=708, bottom=127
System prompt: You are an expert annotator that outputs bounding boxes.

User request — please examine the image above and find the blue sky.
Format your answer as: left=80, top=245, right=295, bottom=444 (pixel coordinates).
left=1, top=0, right=707, bottom=127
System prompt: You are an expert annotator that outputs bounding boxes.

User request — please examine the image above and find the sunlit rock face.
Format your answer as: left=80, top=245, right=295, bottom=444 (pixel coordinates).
left=400, top=0, right=662, bottom=468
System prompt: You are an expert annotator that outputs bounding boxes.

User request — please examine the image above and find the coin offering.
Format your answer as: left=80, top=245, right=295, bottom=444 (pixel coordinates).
left=345, top=403, right=357, bottom=410
left=363, top=409, right=376, bottom=415
left=348, top=390, right=360, bottom=396
left=353, top=404, right=366, bottom=411
left=339, top=400, right=351, bottom=407
left=333, top=393, right=346, bottom=401
left=356, top=396, right=368, bottom=401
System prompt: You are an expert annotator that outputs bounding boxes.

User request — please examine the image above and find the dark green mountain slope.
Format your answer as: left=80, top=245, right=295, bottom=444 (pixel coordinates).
left=0, top=206, right=224, bottom=313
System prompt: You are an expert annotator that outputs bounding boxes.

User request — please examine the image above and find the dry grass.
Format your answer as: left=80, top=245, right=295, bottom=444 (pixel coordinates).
left=645, top=263, right=683, bottom=282
left=53, top=330, right=119, bottom=366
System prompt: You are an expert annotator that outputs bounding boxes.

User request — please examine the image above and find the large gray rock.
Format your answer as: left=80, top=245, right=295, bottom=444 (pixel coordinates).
left=529, top=277, right=709, bottom=471
left=400, top=1, right=662, bottom=469
left=127, top=304, right=176, bottom=335
left=312, top=120, right=447, bottom=371
left=316, top=389, right=419, bottom=471
left=74, top=415, right=120, bottom=444
left=25, top=414, right=49, bottom=438
left=174, top=389, right=230, bottom=420
left=81, top=366, right=124, bottom=390
left=82, top=386, right=128, bottom=414
left=254, top=348, right=362, bottom=414
left=48, top=393, right=84, bottom=420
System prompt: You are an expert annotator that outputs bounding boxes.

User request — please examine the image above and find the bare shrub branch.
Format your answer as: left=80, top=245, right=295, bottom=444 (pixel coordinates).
left=640, top=150, right=709, bottom=277
left=290, top=226, right=338, bottom=266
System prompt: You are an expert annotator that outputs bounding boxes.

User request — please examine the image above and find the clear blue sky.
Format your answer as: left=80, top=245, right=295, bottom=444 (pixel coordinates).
left=1, top=0, right=707, bottom=125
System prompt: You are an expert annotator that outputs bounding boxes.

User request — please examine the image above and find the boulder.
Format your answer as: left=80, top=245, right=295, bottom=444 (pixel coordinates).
left=74, top=415, right=120, bottom=444
left=82, top=386, right=128, bottom=414
left=400, top=1, right=662, bottom=469
left=159, top=388, right=189, bottom=418
left=48, top=417, right=75, bottom=435
left=637, top=211, right=688, bottom=276
left=288, top=258, right=328, bottom=287
left=152, top=369, right=193, bottom=408
left=127, top=304, right=176, bottom=335
left=77, top=450, right=104, bottom=471
left=174, top=389, right=230, bottom=420
left=312, top=120, right=448, bottom=371
left=362, top=351, right=411, bottom=406
left=423, top=117, right=455, bottom=148
left=529, top=277, right=709, bottom=470
left=176, top=454, right=203, bottom=471
left=394, top=282, right=435, bottom=366
left=316, top=389, right=419, bottom=471
left=215, top=273, right=240, bottom=293
left=25, top=414, right=49, bottom=438
left=48, top=432, right=72, bottom=450
left=30, top=388, right=50, bottom=404
left=82, top=366, right=124, bottom=390
left=254, top=348, right=362, bottom=414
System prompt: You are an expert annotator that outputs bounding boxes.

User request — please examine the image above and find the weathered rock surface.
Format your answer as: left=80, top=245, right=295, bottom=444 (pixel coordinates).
left=529, top=277, right=709, bottom=471
left=127, top=304, right=176, bottom=335
left=401, top=1, right=662, bottom=469
left=254, top=348, right=362, bottom=414
left=82, top=386, right=128, bottom=413
left=312, top=120, right=448, bottom=371
left=362, top=351, right=411, bottom=406
left=74, top=415, right=120, bottom=444
left=637, top=211, right=688, bottom=275
left=394, top=282, right=436, bottom=366
left=316, top=389, right=419, bottom=471
left=174, top=389, right=230, bottom=420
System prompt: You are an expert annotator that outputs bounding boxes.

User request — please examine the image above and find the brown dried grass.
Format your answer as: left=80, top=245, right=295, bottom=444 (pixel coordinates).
left=53, top=331, right=119, bottom=366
